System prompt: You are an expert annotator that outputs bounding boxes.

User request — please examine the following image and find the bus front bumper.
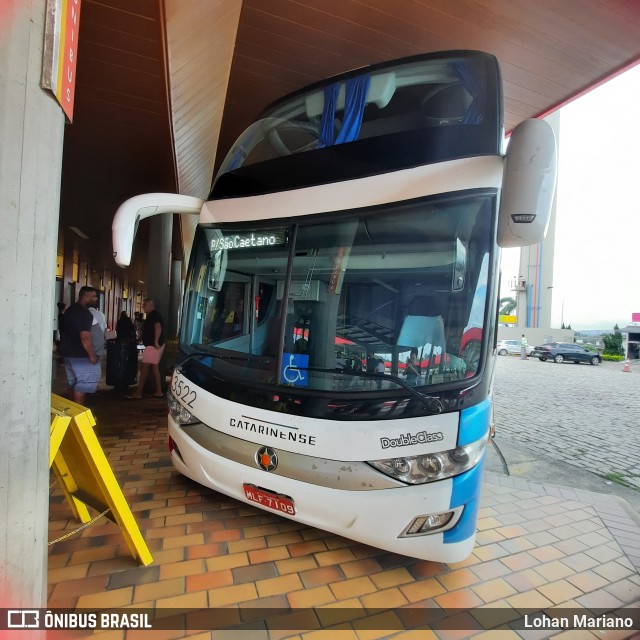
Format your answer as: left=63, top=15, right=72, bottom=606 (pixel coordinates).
left=168, top=416, right=484, bottom=563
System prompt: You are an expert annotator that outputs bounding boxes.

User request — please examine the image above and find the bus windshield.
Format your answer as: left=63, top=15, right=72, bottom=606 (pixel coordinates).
left=213, top=52, right=501, bottom=195
left=180, top=191, right=494, bottom=392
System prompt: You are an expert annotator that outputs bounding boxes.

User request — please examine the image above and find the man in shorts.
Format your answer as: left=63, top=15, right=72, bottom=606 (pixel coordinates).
left=61, top=286, right=100, bottom=404
left=127, top=298, right=165, bottom=399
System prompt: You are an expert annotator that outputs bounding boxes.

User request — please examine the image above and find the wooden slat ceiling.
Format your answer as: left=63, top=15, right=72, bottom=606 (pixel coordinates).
left=163, top=0, right=242, bottom=267
left=218, top=0, right=640, bottom=165
left=60, top=0, right=640, bottom=282
left=60, top=0, right=175, bottom=282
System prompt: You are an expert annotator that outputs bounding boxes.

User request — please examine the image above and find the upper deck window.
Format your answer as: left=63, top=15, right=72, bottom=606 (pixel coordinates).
left=213, top=51, right=501, bottom=194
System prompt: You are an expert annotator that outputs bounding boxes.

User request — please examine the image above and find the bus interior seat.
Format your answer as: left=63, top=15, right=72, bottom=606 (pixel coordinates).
left=421, top=84, right=471, bottom=125
left=398, top=295, right=446, bottom=357
left=407, top=295, right=439, bottom=317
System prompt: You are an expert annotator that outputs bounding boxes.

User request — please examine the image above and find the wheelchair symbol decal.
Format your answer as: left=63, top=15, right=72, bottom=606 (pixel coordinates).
left=281, top=353, right=309, bottom=386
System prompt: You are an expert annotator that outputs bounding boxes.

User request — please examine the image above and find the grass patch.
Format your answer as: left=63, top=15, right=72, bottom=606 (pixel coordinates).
left=602, top=472, right=639, bottom=489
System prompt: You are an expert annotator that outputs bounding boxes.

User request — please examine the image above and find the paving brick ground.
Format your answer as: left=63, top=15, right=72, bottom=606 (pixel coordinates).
left=46, top=357, right=640, bottom=639
left=492, top=356, right=640, bottom=489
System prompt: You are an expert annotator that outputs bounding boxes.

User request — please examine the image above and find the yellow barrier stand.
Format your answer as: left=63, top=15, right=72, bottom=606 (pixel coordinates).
left=50, top=408, right=91, bottom=523
left=50, top=394, right=153, bottom=566
left=49, top=409, right=72, bottom=467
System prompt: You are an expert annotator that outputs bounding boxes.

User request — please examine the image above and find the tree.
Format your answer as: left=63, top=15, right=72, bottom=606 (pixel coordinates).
left=499, top=297, right=516, bottom=316
left=603, top=326, right=625, bottom=357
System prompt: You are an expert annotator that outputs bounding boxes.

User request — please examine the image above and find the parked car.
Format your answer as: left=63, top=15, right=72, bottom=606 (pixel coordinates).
left=497, top=339, right=534, bottom=356
left=531, top=342, right=602, bottom=365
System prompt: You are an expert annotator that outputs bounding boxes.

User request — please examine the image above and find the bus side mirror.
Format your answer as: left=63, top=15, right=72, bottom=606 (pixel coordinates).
left=497, top=119, right=557, bottom=248
left=112, top=193, right=203, bottom=267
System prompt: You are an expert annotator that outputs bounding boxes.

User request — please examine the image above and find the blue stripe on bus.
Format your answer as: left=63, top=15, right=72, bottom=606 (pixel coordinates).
left=443, top=457, right=485, bottom=544
left=457, top=397, right=491, bottom=446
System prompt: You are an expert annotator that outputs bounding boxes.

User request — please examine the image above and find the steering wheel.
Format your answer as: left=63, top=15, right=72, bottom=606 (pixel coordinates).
left=421, top=83, right=470, bottom=126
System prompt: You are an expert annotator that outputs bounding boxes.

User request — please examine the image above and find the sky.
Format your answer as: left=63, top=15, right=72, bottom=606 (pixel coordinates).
left=499, top=63, right=640, bottom=331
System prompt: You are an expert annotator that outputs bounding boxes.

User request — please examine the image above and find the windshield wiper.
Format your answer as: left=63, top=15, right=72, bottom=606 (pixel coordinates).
left=177, top=351, right=253, bottom=367
left=294, top=366, right=443, bottom=414
left=178, top=355, right=442, bottom=414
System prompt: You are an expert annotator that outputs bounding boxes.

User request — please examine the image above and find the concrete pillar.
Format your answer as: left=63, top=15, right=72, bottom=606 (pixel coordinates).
left=146, top=216, right=173, bottom=391
left=0, top=0, right=66, bottom=611
left=146, top=215, right=173, bottom=325
left=168, top=259, right=183, bottom=339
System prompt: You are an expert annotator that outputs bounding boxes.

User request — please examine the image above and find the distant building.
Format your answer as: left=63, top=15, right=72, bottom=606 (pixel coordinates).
left=620, top=315, right=640, bottom=360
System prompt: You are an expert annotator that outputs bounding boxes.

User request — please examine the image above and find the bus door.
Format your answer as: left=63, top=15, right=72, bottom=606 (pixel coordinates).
left=250, top=277, right=278, bottom=357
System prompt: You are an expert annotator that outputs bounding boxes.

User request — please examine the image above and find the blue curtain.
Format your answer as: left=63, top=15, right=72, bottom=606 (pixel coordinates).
left=226, top=146, right=246, bottom=171
left=318, top=75, right=370, bottom=147
left=318, top=84, right=340, bottom=147
left=450, top=61, right=484, bottom=125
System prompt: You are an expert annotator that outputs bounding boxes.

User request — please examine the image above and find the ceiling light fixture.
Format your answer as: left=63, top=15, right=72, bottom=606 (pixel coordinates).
left=69, top=226, right=89, bottom=240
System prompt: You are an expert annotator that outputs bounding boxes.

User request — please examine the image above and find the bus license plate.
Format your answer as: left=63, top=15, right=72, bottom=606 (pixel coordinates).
left=243, top=484, right=296, bottom=516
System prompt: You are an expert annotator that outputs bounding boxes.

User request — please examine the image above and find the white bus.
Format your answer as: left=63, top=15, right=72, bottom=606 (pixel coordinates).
left=113, top=51, right=556, bottom=562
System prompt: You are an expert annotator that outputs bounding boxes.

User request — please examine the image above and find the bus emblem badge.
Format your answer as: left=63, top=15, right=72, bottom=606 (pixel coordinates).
left=256, top=446, right=278, bottom=472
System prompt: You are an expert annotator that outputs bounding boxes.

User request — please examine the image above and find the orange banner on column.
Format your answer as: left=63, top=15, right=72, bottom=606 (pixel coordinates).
left=41, top=0, right=82, bottom=122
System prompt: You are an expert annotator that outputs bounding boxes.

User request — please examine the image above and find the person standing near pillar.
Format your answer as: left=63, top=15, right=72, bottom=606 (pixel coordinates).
left=116, top=310, right=135, bottom=341
left=520, top=334, right=529, bottom=360
left=127, top=298, right=165, bottom=399
left=89, top=304, right=107, bottom=362
left=61, top=286, right=100, bottom=404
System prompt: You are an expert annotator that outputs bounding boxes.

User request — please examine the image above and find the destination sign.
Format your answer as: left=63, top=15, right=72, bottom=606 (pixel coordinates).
left=210, top=229, right=288, bottom=251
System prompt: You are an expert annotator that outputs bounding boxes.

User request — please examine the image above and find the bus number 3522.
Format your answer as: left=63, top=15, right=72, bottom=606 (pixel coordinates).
left=170, top=376, right=197, bottom=408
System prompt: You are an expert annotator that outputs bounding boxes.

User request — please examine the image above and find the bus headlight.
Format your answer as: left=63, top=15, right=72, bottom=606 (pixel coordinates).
left=167, top=390, right=200, bottom=425
left=367, top=434, right=487, bottom=484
